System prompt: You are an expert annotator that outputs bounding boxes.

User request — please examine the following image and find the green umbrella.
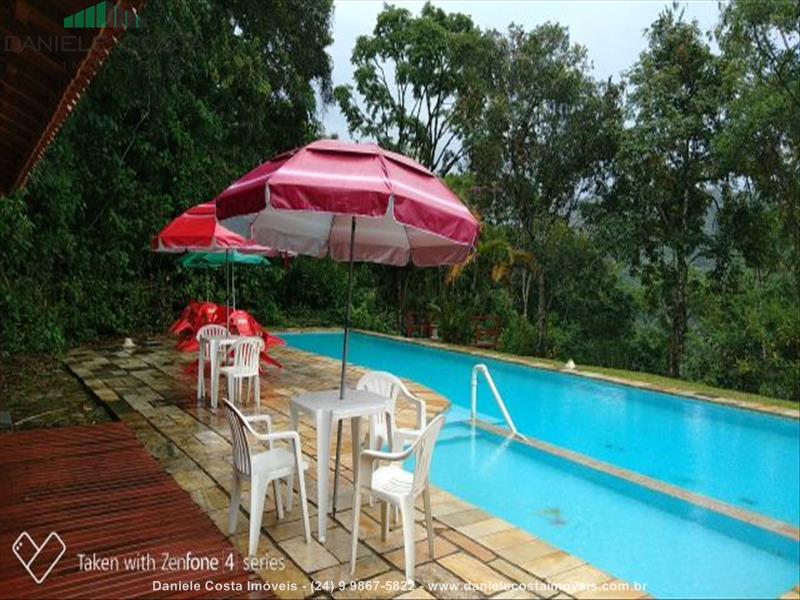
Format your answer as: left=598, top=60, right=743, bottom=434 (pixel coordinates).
left=178, top=250, right=270, bottom=311
left=177, top=251, right=269, bottom=268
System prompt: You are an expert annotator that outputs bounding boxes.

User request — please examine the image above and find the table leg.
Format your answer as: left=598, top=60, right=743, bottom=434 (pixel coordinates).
left=288, top=405, right=300, bottom=511
left=351, top=416, right=361, bottom=479
left=315, top=410, right=332, bottom=542
left=197, top=340, right=205, bottom=401
left=210, top=340, right=219, bottom=409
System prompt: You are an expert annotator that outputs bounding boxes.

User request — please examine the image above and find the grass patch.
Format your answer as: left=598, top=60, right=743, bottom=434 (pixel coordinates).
left=572, top=365, right=796, bottom=410
left=0, top=354, right=111, bottom=430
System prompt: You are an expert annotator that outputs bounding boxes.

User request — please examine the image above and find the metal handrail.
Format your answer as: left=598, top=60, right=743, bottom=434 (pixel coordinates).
left=470, top=364, right=522, bottom=438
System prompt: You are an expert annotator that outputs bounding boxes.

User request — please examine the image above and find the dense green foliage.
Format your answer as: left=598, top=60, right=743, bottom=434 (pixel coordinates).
left=333, top=1, right=798, bottom=400
left=468, top=23, right=622, bottom=356
left=1, top=1, right=797, bottom=401
left=0, top=0, right=335, bottom=349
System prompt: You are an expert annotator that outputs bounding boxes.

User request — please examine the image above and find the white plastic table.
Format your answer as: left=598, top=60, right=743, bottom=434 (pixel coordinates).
left=289, top=389, right=392, bottom=542
left=197, top=334, right=247, bottom=408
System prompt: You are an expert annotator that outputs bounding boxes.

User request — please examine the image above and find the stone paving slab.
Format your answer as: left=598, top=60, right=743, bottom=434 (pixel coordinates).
left=62, top=338, right=652, bottom=599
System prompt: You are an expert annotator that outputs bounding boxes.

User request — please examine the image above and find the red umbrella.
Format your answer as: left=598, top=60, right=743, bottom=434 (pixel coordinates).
left=151, top=201, right=275, bottom=254
left=215, top=139, right=479, bottom=515
left=153, top=201, right=280, bottom=337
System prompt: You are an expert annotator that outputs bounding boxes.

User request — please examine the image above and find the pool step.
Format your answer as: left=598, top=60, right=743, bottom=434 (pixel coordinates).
left=473, top=419, right=800, bottom=542
left=446, top=405, right=510, bottom=434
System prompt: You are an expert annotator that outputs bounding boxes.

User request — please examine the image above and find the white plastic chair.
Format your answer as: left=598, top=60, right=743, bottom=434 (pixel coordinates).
left=350, top=414, right=446, bottom=583
left=220, top=337, right=264, bottom=412
left=356, top=371, right=427, bottom=452
left=224, top=399, right=311, bottom=557
left=196, top=324, right=228, bottom=400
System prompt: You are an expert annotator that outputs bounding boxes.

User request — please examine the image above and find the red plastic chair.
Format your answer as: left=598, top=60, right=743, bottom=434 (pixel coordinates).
left=228, top=310, right=261, bottom=337
left=228, top=310, right=283, bottom=369
left=172, top=301, right=226, bottom=352
left=170, top=300, right=201, bottom=336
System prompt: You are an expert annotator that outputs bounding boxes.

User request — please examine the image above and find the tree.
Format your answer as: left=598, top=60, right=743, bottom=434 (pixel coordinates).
left=714, top=0, right=799, bottom=316
left=598, top=9, right=724, bottom=377
left=0, top=0, right=334, bottom=352
left=715, top=0, right=799, bottom=255
left=333, top=3, right=493, bottom=174
left=702, top=0, right=800, bottom=399
left=446, top=226, right=537, bottom=316
left=467, top=23, right=621, bottom=354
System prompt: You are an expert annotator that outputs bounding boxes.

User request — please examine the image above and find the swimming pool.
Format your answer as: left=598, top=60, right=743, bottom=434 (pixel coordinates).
left=282, top=331, right=800, bottom=598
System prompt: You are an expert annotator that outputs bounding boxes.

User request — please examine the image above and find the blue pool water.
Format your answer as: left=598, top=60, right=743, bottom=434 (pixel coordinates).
left=282, top=331, right=800, bottom=598
left=430, top=423, right=799, bottom=599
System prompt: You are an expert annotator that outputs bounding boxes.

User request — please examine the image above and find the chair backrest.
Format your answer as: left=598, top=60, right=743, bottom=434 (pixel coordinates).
left=223, top=399, right=251, bottom=476
left=228, top=310, right=262, bottom=337
left=357, top=371, right=402, bottom=409
left=231, top=337, right=264, bottom=376
left=412, top=414, right=445, bottom=494
left=197, top=324, right=229, bottom=359
left=357, top=372, right=403, bottom=440
left=197, top=323, right=228, bottom=340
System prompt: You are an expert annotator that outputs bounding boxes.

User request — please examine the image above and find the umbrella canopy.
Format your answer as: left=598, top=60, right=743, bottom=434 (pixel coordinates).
left=178, top=250, right=270, bottom=269
left=215, top=139, right=479, bottom=265
left=151, top=201, right=275, bottom=255
left=177, top=249, right=270, bottom=311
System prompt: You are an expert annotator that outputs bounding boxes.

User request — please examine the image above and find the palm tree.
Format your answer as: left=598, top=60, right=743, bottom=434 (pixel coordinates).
left=447, top=228, right=537, bottom=316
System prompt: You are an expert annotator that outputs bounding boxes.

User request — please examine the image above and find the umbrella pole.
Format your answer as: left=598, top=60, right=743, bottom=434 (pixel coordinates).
left=332, top=216, right=356, bottom=517
left=232, top=261, right=236, bottom=311
left=225, top=249, right=230, bottom=334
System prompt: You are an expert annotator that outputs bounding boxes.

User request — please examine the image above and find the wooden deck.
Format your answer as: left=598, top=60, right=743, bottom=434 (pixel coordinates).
left=0, top=422, right=269, bottom=599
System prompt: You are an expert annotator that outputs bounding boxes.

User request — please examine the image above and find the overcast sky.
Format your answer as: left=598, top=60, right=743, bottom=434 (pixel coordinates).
left=321, top=0, right=722, bottom=138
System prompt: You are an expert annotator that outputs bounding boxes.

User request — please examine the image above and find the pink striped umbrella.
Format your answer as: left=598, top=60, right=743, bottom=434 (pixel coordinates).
left=214, top=140, right=479, bottom=513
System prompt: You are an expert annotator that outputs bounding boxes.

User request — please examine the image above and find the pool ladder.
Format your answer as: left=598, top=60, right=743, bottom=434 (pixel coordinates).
left=470, top=364, right=523, bottom=439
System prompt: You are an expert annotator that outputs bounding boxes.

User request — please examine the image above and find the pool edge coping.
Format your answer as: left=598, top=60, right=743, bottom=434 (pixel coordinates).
left=275, top=327, right=799, bottom=421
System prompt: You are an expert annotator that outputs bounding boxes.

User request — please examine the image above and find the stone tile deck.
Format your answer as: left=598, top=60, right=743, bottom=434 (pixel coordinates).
left=63, top=338, right=648, bottom=599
